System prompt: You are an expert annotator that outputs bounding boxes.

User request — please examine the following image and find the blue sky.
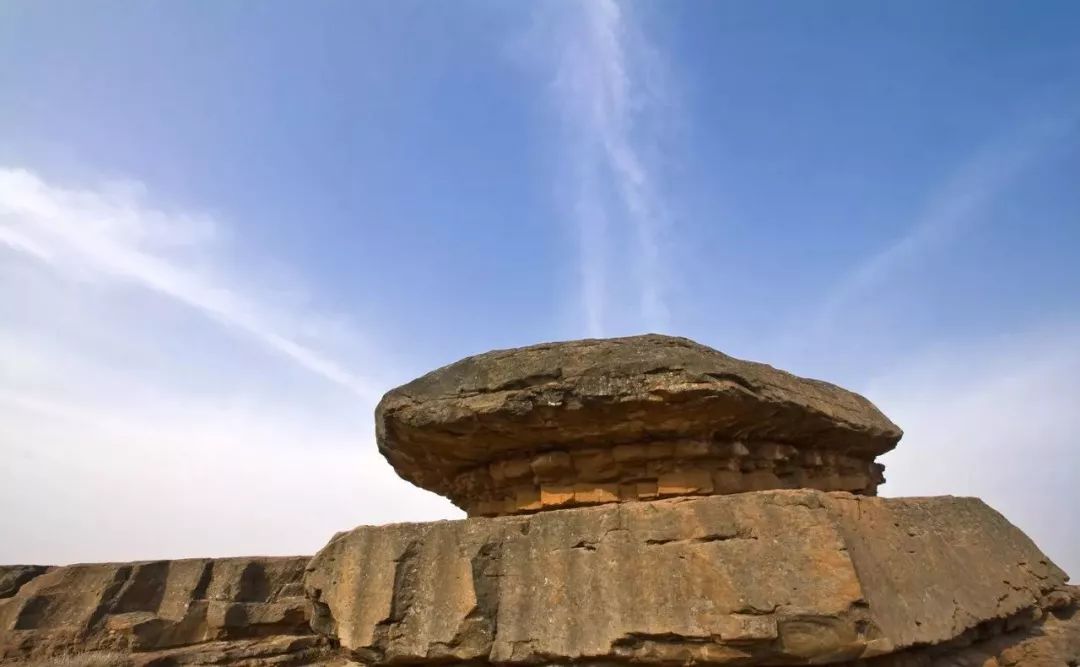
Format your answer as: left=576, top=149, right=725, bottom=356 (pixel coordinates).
left=1, top=2, right=1078, bottom=572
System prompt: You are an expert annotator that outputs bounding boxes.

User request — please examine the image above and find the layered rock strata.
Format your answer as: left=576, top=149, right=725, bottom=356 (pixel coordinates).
left=304, top=489, right=1074, bottom=666
left=3, top=334, right=1077, bottom=667
left=0, top=557, right=326, bottom=666
left=377, top=335, right=901, bottom=515
left=455, top=442, right=885, bottom=516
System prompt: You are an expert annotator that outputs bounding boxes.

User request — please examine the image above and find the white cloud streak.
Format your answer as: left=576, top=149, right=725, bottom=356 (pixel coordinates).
left=539, top=0, right=672, bottom=336
left=0, top=168, right=381, bottom=401
left=0, top=166, right=460, bottom=564
left=813, top=114, right=1078, bottom=334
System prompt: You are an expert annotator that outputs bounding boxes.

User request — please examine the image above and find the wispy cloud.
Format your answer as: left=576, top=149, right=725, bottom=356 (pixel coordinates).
left=0, top=166, right=460, bottom=564
left=0, top=167, right=381, bottom=400
left=533, top=0, right=673, bottom=336
left=812, top=114, right=1078, bottom=334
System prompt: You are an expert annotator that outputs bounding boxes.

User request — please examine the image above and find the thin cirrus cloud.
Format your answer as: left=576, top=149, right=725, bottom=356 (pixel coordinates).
left=810, top=111, right=1079, bottom=339
left=0, top=167, right=382, bottom=402
left=0, top=166, right=459, bottom=564
left=533, top=0, right=673, bottom=336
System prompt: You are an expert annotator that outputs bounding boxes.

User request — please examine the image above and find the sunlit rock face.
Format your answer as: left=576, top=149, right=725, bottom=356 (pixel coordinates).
left=375, top=334, right=901, bottom=515
left=0, top=557, right=330, bottom=665
left=305, top=490, right=1076, bottom=667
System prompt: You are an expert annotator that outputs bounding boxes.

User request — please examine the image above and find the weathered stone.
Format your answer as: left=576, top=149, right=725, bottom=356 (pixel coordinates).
left=0, top=567, right=49, bottom=600
left=5, top=334, right=1076, bottom=667
left=573, top=483, right=619, bottom=504
left=376, top=335, right=902, bottom=512
left=656, top=469, right=713, bottom=496
left=839, top=586, right=1080, bottom=666
left=0, top=557, right=326, bottom=665
left=304, top=489, right=1069, bottom=666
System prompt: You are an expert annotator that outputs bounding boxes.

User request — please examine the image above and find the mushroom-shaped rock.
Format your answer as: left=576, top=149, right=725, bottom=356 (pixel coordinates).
left=376, top=334, right=902, bottom=516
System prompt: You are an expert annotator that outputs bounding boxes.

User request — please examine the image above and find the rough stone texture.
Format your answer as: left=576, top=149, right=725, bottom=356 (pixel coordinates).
left=5, top=335, right=1075, bottom=667
left=376, top=335, right=903, bottom=513
left=0, top=569, right=50, bottom=601
left=0, top=557, right=328, bottom=666
left=843, top=591, right=1080, bottom=666
left=305, top=489, right=1072, bottom=666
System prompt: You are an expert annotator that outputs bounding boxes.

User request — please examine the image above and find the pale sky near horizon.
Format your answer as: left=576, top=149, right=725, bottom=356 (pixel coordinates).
left=1, top=1, right=1078, bottom=576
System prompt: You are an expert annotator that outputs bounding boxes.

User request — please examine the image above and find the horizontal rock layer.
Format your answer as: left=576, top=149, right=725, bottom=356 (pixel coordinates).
left=376, top=335, right=902, bottom=506
left=455, top=440, right=885, bottom=516
left=305, top=490, right=1071, bottom=666
left=0, top=557, right=327, bottom=666
left=2, top=492, right=1076, bottom=666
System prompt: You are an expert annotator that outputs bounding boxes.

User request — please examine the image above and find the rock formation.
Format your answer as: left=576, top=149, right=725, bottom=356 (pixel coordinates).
left=0, top=558, right=327, bottom=665
left=1, top=334, right=1077, bottom=666
left=375, top=335, right=901, bottom=515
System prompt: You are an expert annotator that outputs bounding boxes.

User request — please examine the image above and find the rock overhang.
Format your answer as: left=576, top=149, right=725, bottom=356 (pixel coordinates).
left=376, top=334, right=902, bottom=515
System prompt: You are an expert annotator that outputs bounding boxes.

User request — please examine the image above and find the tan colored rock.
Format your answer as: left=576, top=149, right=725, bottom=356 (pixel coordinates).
left=656, top=469, right=713, bottom=496
left=0, top=557, right=326, bottom=665
left=0, top=567, right=49, bottom=601
left=840, top=586, right=1080, bottom=666
left=377, top=335, right=903, bottom=514
left=304, top=489, right=1069, bottom=666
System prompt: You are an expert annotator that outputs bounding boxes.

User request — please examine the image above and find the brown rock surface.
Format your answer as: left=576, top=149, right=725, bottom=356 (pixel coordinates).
left=304, top=489, right=1073, bottom=666
left=0, top=557, right=327, bottom=666
left=843, top=589, right=1080, bottom=666
left=5, top=335, right=1075, bottom=667
left=376, top=334, right=902, bottom=514
left=0, top=568, right=49, bottom=601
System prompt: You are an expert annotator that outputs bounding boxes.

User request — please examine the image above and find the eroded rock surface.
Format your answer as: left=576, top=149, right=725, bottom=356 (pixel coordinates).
left=376, top=334, right=902, bottom=514
left=305, top=489, right=1072, bottom=666
left=4, top=335, right=1074, bottom=667
left=0, top=557, right=327, bottom=666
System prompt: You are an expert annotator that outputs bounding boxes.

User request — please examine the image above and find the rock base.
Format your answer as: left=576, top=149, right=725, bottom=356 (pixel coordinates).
left=2, top=491, right=1076, bottom=666
left=306, top=490, right=1074, bottom=666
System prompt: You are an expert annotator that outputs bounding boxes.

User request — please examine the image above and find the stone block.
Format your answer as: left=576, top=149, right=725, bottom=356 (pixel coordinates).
left=573, top=484, right=619, bottom=505
left=305, top=491, right=1071, bottom=667
left=657, top=470, right=714, bottom=496
left=712, top=470, right=745, bottom=494
left=636, top=480, right=659, bottom=499
left=513, top=486, right=542, bottom=512
left=490, top=458, right=532, bottom=483
left=530, top=451, right=573, bottom=482
left=714, top=440, right=751, bottom=457
left=539, top=485, right=575, bottom=508
left=745, top=470, right=782, bottom=491
left=571, top=449, right=618, bottom=481
left=674, top=439, right=712, bottom=458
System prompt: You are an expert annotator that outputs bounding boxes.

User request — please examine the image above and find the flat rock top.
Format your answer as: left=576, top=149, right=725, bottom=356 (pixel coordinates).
left=377, top=335, right=901, bottom=496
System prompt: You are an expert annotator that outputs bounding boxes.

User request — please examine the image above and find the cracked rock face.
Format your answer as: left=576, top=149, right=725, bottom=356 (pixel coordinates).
left=5, top=334, right=1077, bottom=667
left=376, top=334, right=902, bottom=514
left=0, top=557, right=328, bottom=665
left=304, top=489, right=1072, bottom=666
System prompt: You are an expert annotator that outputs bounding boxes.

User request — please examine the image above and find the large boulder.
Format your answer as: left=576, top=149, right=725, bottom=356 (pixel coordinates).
left=304, top=489, right=1075, bottom=666
left=376, top=335, right=902, bottom=514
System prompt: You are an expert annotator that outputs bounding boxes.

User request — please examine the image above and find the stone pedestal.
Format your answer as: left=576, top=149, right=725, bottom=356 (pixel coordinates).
left=305, top=490, right=1075, bottom=666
